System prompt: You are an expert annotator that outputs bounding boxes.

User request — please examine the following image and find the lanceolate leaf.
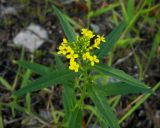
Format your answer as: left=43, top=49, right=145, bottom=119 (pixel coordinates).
left=18, top=61, right=53, bottom=75
left=99, top=82, right=151, bottom=96
left=54, top=54, right=66, bottom=70
left=52, top=5, right=77, bottom=42
left=54, top=55, right=78, bottom=126
left=88, top=85, right=120, bottom=128
left=94, top=64, right=151, bottom=93
left=14, top=70, right=75, bottom=96
left=96, top=22, right=126, bottom=58
left=67, top=107, right=82, bottom=128
left=63, top=83, right=76, bottom=118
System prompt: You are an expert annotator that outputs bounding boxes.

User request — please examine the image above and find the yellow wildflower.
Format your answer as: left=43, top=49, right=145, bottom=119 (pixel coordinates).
left=57, top=45, right=67, bottom=55
left=69, top=60, right=79, bottom=72
left=97, top=35, right=105, bottom=42
left=82, top=52, right=91, bottom=60
left=92, top=35, right=105, bottom=49
left=81, top=28, right=95, bottom=39
left=66, top=46, right=74, bottom=54
left=62, top=38, right=68, bottom=44
left=66, top=53, right=78, bottom=59
left=89, top=55, right=99, bottom=66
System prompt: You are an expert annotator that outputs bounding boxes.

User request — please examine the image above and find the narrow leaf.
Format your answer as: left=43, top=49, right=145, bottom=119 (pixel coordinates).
left=52, top=5, right=77, bottom=42
left=55, top=54, right=79, bottom=127
left=96, top=22, right=126, bottom=58
left=54, top=54, right=66, bottom=70
left=18, top=61, right=53, bottom=75
left=0, top=77, right=12, bottom=91
left=67, top=107, right=82, bottom=128
left=63, top=82, right=76, bottom=120
left=88, top=85, right=120, bottom=128
left=94, top=64, right=151, bottom=93
left=88, top=3, right=119, bottom=17
left=14, top=70, right=74, bottom=96
left=127, top=0, right=135, bottom=21
left=100, top=82, right=152, bottom=96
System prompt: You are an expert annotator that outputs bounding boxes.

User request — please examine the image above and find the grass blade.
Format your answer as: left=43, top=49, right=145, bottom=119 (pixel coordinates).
left=88, top=3, right=119, bottom=17
left=0, top=104, right=3, bottom=128
left=119, top=82, right=160, bottom=123
left=0, top=77, right=12, bottom=91
left=127, top=0, right=135, bottom=21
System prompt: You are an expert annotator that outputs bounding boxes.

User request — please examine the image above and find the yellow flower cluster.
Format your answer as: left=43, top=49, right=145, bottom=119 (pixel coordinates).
left=57, top=38, right=79, bottom=72
left=57, top=28, right=105, bottom=72
left=81, top=28, right=95, bottom=39
left=83, top=52, right=99, bottom=66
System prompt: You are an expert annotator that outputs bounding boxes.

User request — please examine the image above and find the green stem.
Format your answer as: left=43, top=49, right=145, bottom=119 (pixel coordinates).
left=79, top=80, right=87, bottom=107
left=0, top=104, right=3, bottom=128
left=78, top=68, right=89, bottom=107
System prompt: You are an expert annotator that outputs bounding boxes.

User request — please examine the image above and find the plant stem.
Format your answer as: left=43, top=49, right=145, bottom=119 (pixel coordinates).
left=79, top=80, right=87, bottom=107
left=78, top=69, right=89, bottom=107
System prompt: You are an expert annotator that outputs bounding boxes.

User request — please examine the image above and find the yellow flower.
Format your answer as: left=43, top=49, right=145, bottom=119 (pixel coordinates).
left=93, top=38, right=101, bottom=49
left=66, top=46, right=74, bottom=54
left=82, top=52, right=91, bottom=60
left=97, top=35, right=105, bottom=42
left=69, top=60, right=79, bottom=72
left=91, top=35, right=105, bottom=49
left=57, top=45, right=67, bottom=55
left=62, top=38, right=68, bottom=44
left=57, top=50, right=67, bottom=55
left=81, top=28, right=95, bottom=39
left=66, top=53, right=78, bottom=59
left=89, top=55, right=99, bottom=66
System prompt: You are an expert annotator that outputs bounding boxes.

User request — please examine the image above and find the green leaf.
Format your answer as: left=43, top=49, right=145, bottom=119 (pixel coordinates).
left=96, top=22, right=126, bottom=58
left=119, top=82, right=160, bottom=124
left=54, top=54, right=78, bottom=127
left=127, top=0, right=135, bottom=22
left=63, top=82, right=76, bottom=120
left=18, top=61, right=53, bottom=75
left=54, top=54, right=66, bottom=70
left=88, top=3, right=119, bottom=17
left=94, top=64, right=152, bottom=93
left=13, top=70, right=75, bottom=96
left=88, top=85, right=120, bottom=128
left=0, top=77, right=12, bottom=91
left=99, top=82, right=152, bottom=96
left=52, top=5, right=77, bottom=42
left=148, top=30, right=160, bottom=60
left=67, top=107, right=82, bottom=128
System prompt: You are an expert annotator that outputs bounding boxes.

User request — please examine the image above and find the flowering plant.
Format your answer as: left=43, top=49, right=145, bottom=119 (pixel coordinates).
left=13, top=6, right=152, bottom=128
